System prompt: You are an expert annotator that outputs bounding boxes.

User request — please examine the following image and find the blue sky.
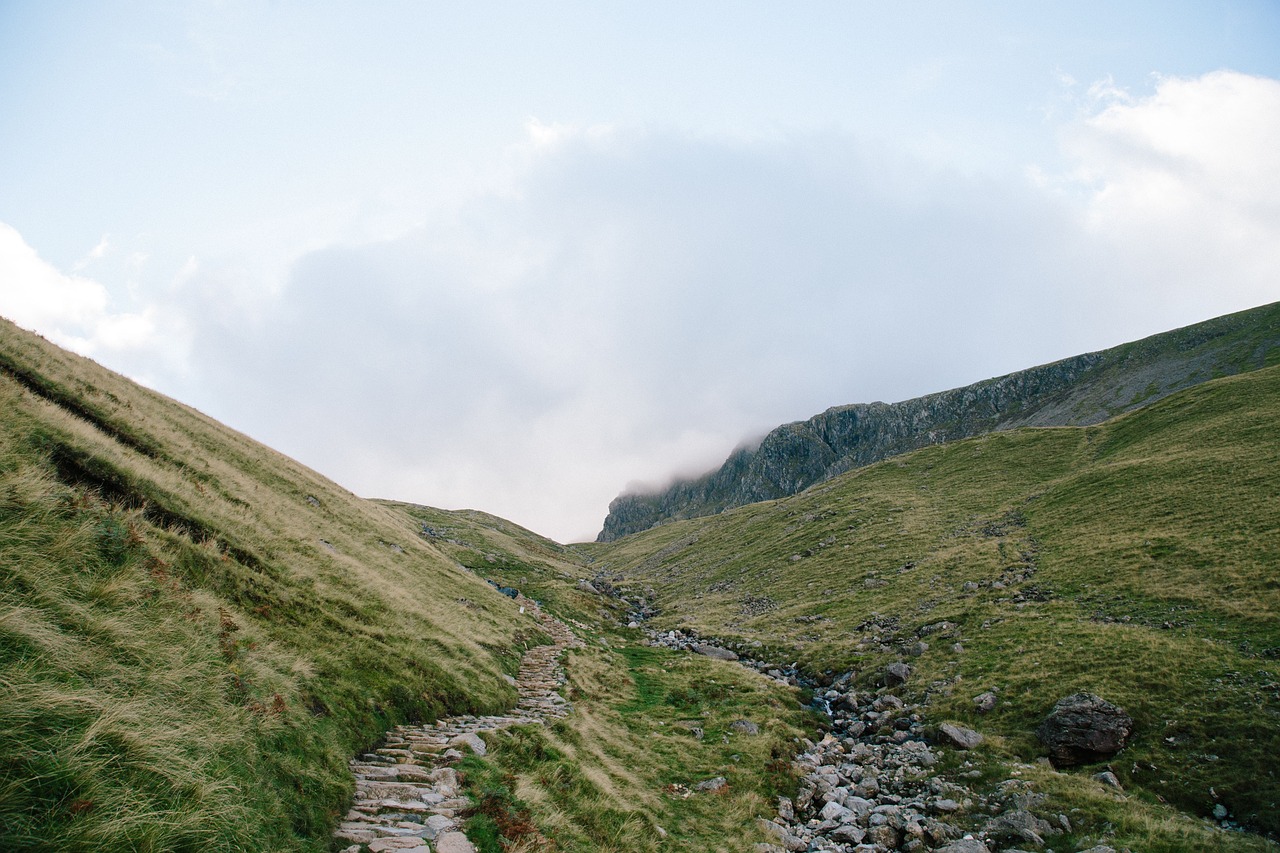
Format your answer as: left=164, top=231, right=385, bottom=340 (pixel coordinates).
left=2, top=2, right=1279, bottom=541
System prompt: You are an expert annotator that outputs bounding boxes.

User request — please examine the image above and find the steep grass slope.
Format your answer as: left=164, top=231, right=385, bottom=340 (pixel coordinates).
left=589, top=364, right=1280, bottom=846
left=601, top=300, right=1280, bottom=541
left=0, top=318, right=535, bottom=850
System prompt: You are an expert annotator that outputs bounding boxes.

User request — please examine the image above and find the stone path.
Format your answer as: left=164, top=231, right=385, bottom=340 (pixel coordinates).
left=335, top=596, right=582, bottom=853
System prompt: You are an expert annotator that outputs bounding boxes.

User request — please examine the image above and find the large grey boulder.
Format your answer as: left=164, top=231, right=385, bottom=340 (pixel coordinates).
left=693, top=644, right=739, bottom=661
left=937, top=722, right=984, bottom=750
left=1036, top=693, right=1133, bottom=767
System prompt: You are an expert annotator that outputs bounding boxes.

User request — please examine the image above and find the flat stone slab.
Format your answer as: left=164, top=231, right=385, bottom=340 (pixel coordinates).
left=435, top=831, right=479, bottom=853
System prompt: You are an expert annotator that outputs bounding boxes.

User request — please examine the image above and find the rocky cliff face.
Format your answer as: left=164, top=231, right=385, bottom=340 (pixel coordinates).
left=598, top=301, right=1280, bottom=542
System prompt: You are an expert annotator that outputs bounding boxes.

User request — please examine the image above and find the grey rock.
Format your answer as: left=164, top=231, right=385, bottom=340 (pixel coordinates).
left=885, top=662, right=912, bottom=685
left=693, top=644, right=739, bottom=661
left=696, top=776, right=728, bottom=792
left=1214, top=803, right=1229, bottom=819
left=973, top=691, right=998, bottom=713
left=757, top=818, right=808, bottom=852
left=1093, top=770, right=1123, bottom=789
left=983, top=809, right=1052, bottom=847
left=820, top=800, right=854, bottom=822
left=435, top=832, right=478, bottom=853
left=730, top=719, right=760, bottom=735
left=934, top=841, right=990, bottom=853
left=832, top=824, right=866, bottom=843
left=937, top=722, right=984, bottom=750
left=1035, top=693, right=1133, bottom=767
left=448, top=733, right=487, bottom=757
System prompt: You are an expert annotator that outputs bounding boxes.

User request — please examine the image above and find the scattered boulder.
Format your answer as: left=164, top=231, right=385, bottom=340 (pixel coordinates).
left=730, top=719, right=760, bottom=735
left=693, top=644, right=739, bottom=661
left=1093, top=770, right=1123, bottom=790
left=983, top=809, right=1053, bottom=847
left=937, top=722, right=984, bottom=750
left=935, top=840, right=991, bottom=853
left=885, top=661, right=912, bottom=685
left=973, top=691, right=997, bottom=713
left=1035, top=693, right=1133, bottom=767
left=576, top=580, right=602, bottom=595
left=758, top=818, right=807, bottom=851
left=696, top=776, right=728, bottom=793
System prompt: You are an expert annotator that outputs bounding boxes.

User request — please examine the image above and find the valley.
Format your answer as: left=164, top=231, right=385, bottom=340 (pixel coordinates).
left=1, top=306, right=1278, bottom=852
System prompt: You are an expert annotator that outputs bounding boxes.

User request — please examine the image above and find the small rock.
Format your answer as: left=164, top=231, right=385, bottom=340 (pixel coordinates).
left=820, top=800, right=854, bottom=822
left=758, top=818, right=807, bottom=852
left=935, top=840, right=990, bottom=853
left=972, top=691, right=997, bottom=713
left=937, top=722, right=984, bottom=750
left=885, top=662, right=912, bottom=685
left=1093, top=770, right=1123, bottom=790
left=1213, top=803, right=1229, bottom=820
left=696, top=776, right=728, bottom=793
left=908, top=641, right=929, bottom=657
left=730, top=719, right=760, bottom=735
left=983, top=809, right=1052, bottom=847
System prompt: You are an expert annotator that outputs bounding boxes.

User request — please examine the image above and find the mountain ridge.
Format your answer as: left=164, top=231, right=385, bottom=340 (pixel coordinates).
left=598, top=301, right=1280, bottom=541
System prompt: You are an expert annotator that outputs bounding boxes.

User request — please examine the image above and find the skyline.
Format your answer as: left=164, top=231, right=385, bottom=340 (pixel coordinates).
left=2, top=2, right=1279, bottom=541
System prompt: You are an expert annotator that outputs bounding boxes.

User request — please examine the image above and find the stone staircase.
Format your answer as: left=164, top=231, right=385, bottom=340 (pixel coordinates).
left=334, top=597, right=582, bottom=853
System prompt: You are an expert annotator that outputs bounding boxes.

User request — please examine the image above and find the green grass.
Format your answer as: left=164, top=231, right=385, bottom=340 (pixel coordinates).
left=590, top=365, right=1280, bottom=848
left=0, top=318, right=533, bottom=849
left=455, top=637, right=812, bottom=853
left=4, top=307, right=1279, bottom=851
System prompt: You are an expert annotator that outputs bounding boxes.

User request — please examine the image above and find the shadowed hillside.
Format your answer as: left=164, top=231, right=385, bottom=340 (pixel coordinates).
left=600, top=301, right=1280, bottom=541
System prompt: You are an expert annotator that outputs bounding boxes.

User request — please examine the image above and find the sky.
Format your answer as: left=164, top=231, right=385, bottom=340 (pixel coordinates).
left=2, top=2, right=1279, bottom=543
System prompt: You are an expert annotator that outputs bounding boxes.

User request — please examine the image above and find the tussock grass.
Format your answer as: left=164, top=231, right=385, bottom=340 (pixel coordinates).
left=0, top=317, right=533, bottom=849
left=592, top=365, right=1280, bottom=848
left=457, top=639, right=811, bottom=853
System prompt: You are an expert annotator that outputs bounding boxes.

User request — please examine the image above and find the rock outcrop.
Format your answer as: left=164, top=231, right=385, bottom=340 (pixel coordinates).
left=599, top=301, right=1280, bottom=541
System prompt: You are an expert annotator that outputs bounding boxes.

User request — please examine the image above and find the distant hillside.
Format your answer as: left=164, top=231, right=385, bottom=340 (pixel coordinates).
left=599, top=301, right=1280, bottom=541
left=0, top=317, right=533, bottom=850
left=589, top=363, right=1280, bottom=842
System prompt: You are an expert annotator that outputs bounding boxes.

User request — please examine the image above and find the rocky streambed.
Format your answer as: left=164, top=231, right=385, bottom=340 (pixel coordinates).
left=645, top=628, right=1127, bottom=853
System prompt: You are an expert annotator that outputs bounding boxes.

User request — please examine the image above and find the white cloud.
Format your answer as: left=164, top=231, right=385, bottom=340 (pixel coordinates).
left=3, top=70, right=1277, bottom=543
left=72, top=234, right=111, bottom=271
left=0, top=223, right=164, bottom=364
left=1058, top=70, right=1280, bottom=320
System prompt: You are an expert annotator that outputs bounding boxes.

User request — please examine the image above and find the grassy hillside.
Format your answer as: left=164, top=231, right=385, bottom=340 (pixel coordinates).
left=589, top=364, right=1280, bottom=848
left=0, top=318, right=536, bottom=850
